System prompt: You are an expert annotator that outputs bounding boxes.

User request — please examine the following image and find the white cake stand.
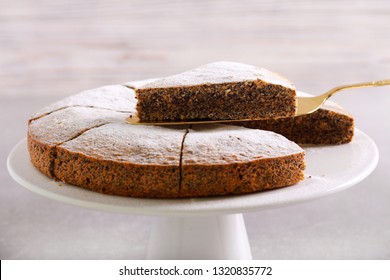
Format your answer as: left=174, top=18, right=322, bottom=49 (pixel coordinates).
left=7, top=129, right=378, bottom=259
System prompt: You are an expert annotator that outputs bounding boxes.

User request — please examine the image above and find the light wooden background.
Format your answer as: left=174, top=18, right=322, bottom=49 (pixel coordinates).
left=1, top=0, right=389, bottom=97
left=1, top=0, right=390, bottom=259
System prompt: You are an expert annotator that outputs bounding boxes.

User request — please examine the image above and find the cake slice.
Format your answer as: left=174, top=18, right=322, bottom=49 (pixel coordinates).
left=180, top=124, right=305, bottom=197
left=55, top=123, right=186, bottom=198
left=134, top=62, right=296, bottom=121
left=234, top=92, right=354, bottom=144
left=28, top=107, right=129, bottom=178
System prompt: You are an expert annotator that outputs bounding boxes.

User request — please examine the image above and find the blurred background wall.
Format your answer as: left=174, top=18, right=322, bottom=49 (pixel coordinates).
left=1, top=0, right=389, bottom=97
left=1, top=0, right=389, bottom=259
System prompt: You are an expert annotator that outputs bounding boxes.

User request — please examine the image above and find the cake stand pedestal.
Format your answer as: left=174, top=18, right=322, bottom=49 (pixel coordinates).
left=7, top=129, right=378, bottom=260
left=147, top=214, right=251, bottom=259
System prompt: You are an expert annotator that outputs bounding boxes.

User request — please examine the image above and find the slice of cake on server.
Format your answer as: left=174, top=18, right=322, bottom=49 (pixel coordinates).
left=133, top=61, right=297, bottom=121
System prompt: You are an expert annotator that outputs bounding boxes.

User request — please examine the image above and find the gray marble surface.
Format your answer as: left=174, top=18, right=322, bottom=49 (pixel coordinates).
left=1, top=0, right=390, bottom=259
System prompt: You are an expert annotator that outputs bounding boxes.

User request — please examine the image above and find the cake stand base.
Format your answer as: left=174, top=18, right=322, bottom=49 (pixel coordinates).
left=147, top=214, right=252, bottom=260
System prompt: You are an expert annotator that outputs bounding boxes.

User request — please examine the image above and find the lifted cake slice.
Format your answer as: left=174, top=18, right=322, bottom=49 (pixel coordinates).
left=134, top=61, right=296, bottom=121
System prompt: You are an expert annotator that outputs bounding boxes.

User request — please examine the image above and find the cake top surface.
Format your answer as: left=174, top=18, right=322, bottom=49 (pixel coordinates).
left=183, top=124, right=304, bottom=165
left=60, top=123, right=186, bottom=165
left=29, top=107, right=129, bottom=145
left=58, top=122, right=302, bottom=166
left=125, top=78, right=160, bottom=89
left=137, top=61, right=295, bottom=90
left=30, top=85, right=135, bottom=120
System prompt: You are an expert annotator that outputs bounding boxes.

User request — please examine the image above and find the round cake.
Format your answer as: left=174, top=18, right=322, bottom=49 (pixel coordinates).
left=27, top=84, right=306, bottom=198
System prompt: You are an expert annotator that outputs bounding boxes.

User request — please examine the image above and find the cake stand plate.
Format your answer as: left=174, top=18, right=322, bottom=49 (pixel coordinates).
left=7, top=129, right=378, bottom=259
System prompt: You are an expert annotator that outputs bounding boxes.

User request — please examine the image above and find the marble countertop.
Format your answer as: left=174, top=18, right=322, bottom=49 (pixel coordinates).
left=1, top=0, right=389, bottom=259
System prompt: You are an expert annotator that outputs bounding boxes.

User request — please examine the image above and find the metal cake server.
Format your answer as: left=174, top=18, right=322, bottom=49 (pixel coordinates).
left=127, top=79, right=390, bottom=125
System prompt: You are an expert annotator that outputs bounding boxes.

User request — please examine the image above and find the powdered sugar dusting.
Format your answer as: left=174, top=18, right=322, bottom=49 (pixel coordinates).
left=30, top=85, right=135, bottom=120
left=183, top=124, right=304, bottom=164
left=60, top=123, right=186, bottom=165
left=29, top=107, right=129, bottom=145
left=138, top=62, right=295, bottom=90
